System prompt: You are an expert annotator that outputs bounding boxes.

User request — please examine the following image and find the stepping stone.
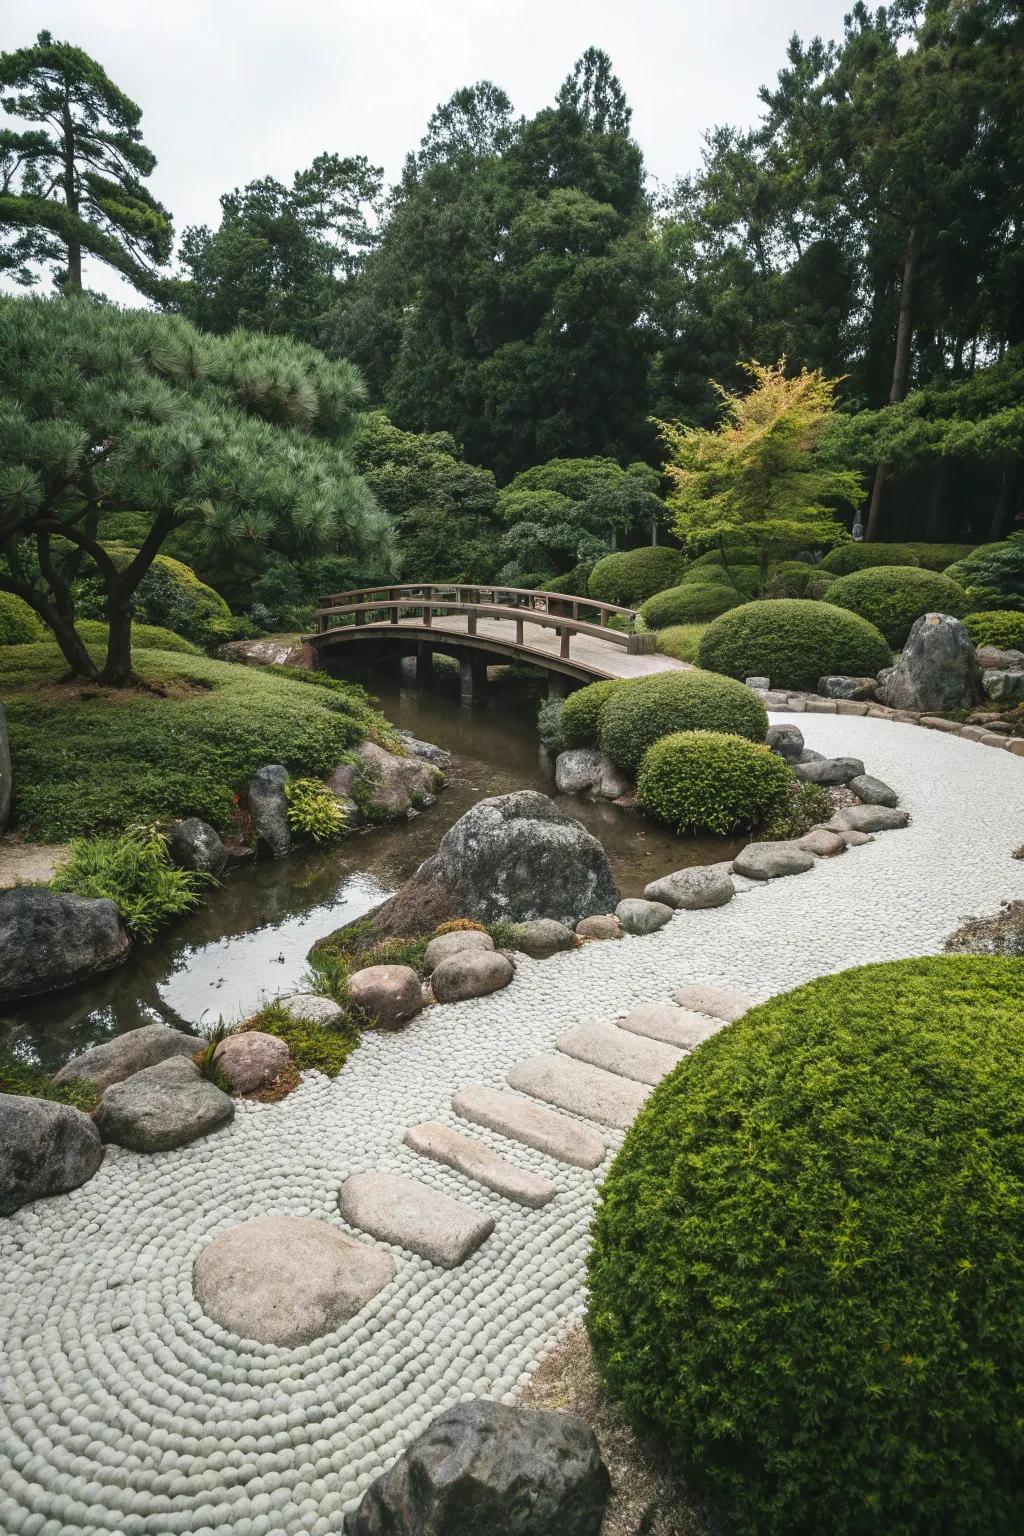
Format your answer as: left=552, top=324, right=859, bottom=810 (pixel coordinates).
left=556, top=1021, right=683, bottom=1086
left=615, top=1002, right=724, bottom=1050
left=404, top=1121, right=556, bottom=1208
left=507, top=1055, right=649, bottom=1130
left=338, top=1171, right=494, bottom=1268
left=673, top=983, right=752, bottom=1022
left=452, top=1085, right=605, bottom=1169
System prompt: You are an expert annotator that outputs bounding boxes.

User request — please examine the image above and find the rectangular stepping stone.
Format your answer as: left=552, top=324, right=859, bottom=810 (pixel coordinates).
left=616, top=1003, right=724, bottom=1050
left=452, top=1085, right=606, bottom=1169
left=556, top=1022, right=683, bottom=1086
left=404, top=1121, right=556, bottom=1208
left=673, top=983, right=752, bottom=1022
left=337, top=1171, right=494, bottom=1268
left=507, top=1055, right=649, bottom=1130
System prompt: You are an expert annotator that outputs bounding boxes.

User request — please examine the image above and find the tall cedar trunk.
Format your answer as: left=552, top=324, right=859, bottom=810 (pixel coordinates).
left=61, top=98, right=81, bottom=292
left=990, top=462, right=1018, bottom=543
left=866, top=223, right=922, bottom=541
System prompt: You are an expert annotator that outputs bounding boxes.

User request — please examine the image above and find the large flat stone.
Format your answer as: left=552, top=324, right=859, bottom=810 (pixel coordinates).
left=404, top=1121, right=556, bottom=1208
left=555, top=1022, right=684, bottom=1086
left=616, top=1002, right=725, bottom=1049
left=643, top=866, right=734, bottom=910
left=827, top=805, right=911, bottom=834
left=733, top=842, right=816, bottom=880
left=507, top=1055, right=649, bottom=1130
left=673, top=983, right=753, bottom=1022
left=95, top=1056, right=234, bottom=1152
left=337, top=1172, right=494, bottom=1268
left=452, top=1085, right=606, bottom=1169
left=54, top=1022, right=196, bottom=1093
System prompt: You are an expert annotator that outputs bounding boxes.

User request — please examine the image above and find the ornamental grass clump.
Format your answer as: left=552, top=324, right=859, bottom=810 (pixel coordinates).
left=698, top=599, right=891, bottom=692
left=558, top=678, right=627, bottom=747
left=635, top=730, right=792, bottom=834
left=587, top=956, right=1024, bottom=1536
left=826, top=565, right=968, bottom=648
left=599, top=669, right=768, bottom=776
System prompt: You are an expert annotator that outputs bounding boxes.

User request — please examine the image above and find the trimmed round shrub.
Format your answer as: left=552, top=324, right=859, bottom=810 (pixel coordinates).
left=826, top=565, right=967, bottom=647
left=599, top=669, right=767, bottom=774
left=698, top=599, right=891, bottom=692
left=635, top=729, right=791, bottom=834
left=0, top=593, right=45, bottom=645
left=821, top=541, right=976, bottom=576
left=75, top=545, right=234, bottom=646
left=639, top=582, right=743, bottom=629
left=559, top=678, right=627, bottom=747
left=962, top=610, right=1024, bottom=651
left=74, top=619, right=201, bottom=655
left=678, top=562, right=760, bottom=598
left=766, top=560, right=835, bottom=599
left=588, top=547, right=687, bottom=607
left=588, top=956, right=1024, bottom=1536
left=654, top=623, right=705, bottom=663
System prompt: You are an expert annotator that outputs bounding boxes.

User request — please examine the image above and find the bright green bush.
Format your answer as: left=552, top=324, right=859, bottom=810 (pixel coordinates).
left=765, top=560, right=835, bottom=598
left=588, top=956, right=1024, bottom=1536
left=588, top=547, right=687, bottom=607
left=678, top=562, right=760, bottom=598
left=654, top=623, right=706, bottom=663
left=72, top=619, right=200, bottom=655
left=826, top=565, right=967, bottom=647
left=599, top=670, right=767, bottom=775
left=947, top=534, right=1024, bottom=612
left=820, top=542, right=975, bottom=575
left=51, top=824, right=213, bottom=940
left=698, top=599, right=892, bottom=692
left=0, top=593, right=45, bottom=645
left=559, top=679, right=628, bottom=747
left=636, top=729, right=791, bottom=834
left=285, top=777, right=347, bottom=841
left=639, top=582, right=743, bottom=628
left=962, top=610, right=1024, bottom=650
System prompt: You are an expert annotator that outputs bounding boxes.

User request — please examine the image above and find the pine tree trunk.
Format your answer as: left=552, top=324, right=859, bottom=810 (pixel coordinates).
left=48, top=610, right=99, bottom=679
left=866, top=224, right=922, bottom=541
left=61, top=98, right=82, bottom=293
left=100, top=601, right=134, bottom=686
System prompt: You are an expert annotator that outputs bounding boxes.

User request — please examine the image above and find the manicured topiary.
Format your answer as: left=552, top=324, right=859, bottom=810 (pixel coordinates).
left=678, top=562, right=760, bottom=598
left=826, top=565, right=968, bottom=647
left=639, top=582, right=743, bottom=629
left=765, top=560, right=835, bottom=598
left=599, top=669, right=767, bottom=774
left=559, top=678, right=628, bottom=747
left=962, top=610, right=1024, bottom=651
left=0, top=593, right=45, bottom=645
left=654, top=623, right=706, bottom=663
left=635, top=729, right=791, bottom=834
left=588, top=956, right=1024, bottom=1536
left=74, top=545, right=235, bottom=646
left=588, top=546, right=687, bottom=607
left=820, top=542, right=975, bottom=576
left=698, top=599, right=891, bottom=692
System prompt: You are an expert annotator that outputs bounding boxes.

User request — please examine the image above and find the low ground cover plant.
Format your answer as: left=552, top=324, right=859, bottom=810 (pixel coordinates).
left=50, top=824, right=213, bottom=940
left=826, top=565, right=968, bottom=647
left=698, top=598, right=891, bottom=691
left=600, top=670, right=768, bottom=775
left=635, top=729, right=792, bottom=834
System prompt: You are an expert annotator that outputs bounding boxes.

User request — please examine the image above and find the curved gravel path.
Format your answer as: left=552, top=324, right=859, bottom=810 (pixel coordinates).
left=1, top=715, right=1021, bottom=1536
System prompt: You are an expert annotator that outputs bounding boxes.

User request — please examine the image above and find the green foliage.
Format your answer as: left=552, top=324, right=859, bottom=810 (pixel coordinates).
left=654, top=623, right=706, bottom=663
left=599, top=670, right=768, bottom=775
left=253, top=1001, right=361, bottom=1077
left=284, top=776, right=347, bottom=842
left=946, top=534, right=1024, bottom=613
left=494, top=459, right=665, bottom=586
left=587, top=547, right=687, bottom=607
left=541, top=563, right=596, bottom=596
left=820, top=542, right=976, bottom=575
left=0, top=1054, right=98, bottom=1112
left=761, top=779, right=833, bottom=840
left=0, top=591, right=44, bottom=643
left=74, top=546, right=234, bottom=647
left=73, top=619, right=199, bottom=655
left=639, top=581, right=743, bottom=628
left=559, top=679, right=627, bottom=748
left=698, top=599, right=892, bottom=692
left=588, top=957, right=1024, bottom=1536
left=962, top=610, right=1024, bottom=651
left=826, top=565, right=968, bottom=647
left=678, top=561, right=760, bottom=598
left=536, top=697, right=566, bottom=754
left=50, top=823, right=212, bottom=940
left=635, top=729, right=792, bottom=834
left=192, top=1020, right=231, bottom=1089
left=764, top=560, right=835, bottom=598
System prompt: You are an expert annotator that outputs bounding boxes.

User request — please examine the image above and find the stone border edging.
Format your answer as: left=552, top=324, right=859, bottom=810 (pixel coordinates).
left=762, top=690, right=1024, bottom=756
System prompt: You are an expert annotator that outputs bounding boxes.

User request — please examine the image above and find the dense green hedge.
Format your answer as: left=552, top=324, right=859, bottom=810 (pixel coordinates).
left=765, top=560, right=835, bottom=598
left=559, top=678, right=628, bottom=747
left=826, top=565, right=968, bottom=647
left=639, top=582, right=744, bottom=628
left=0, top=593, right=46, bottom=645
left=821, top=542, right=976, bottom=575
left=698, top=599, right=892, bottom=692
left=636, top=729, right=792, bottom=834
left=654, top=623, right=706, bottom=663
left=74, top=619, right=200, bottom=655
left=587, top=547, right=687, bottom=607
left=678, top=562, right=760, bottom=598
left=962, top=610, right=1024, bottom=651
left=588, top=956, right=1024, bottom=1536
left=599, top=669, right=768, bottom=774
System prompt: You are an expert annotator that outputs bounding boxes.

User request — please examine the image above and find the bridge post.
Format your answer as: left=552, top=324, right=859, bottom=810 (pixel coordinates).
left=459, top=648, right=488, bottom=707
left=547, top=673, right=571, bottom=700
left=416, top=642, right=434, bottom=687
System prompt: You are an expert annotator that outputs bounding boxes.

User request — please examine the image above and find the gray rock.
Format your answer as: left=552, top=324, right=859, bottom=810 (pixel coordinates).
left=828, top=805, right=910, bottom=833
left=849, top=774, right=899, bottom=808
left=983, top=670, right=1024, bottom=704
left=166, top=817, right=228, bottom=876
left=595, top=757, right=632, bottom=800
left=54, top=1022, right=197, bottom=1093
left=424, top=930, right=494, bottom=972
left=0, top=888, right=130, bottom=1003
left=556, top=1022, right=683, bottom=1086
left=817, top=675, right=878, bottom=700
left=794, top=756, right=865, bottom=785
left=766, top=723, right=804, bottom=762
left=404, top=1122, right=556, bottom=1208
left=347, top=1399, right=610, bottom=1536
left=213, top=1031, right=290, bottom=1094
left=452, top=1084, right=606, bottom=1169
left=247, top=764, right=292, bottom=858
left=507, top=1054, right=648, bottom=1130
left=644, top=866, right=734, bottom=910
left=398, top=730, right=452, bottom=768
left=615, top=897, right=673, bottom=935
left=0, top=1094, right=104, bottom=1216
left=95, top=1056, right=234, bottom=1152
left=430, top=949, right=514, bottom=1004
left=745, top=675, right=770, bottom=690
left=338, top=1171, right=495, bottom=1268
left=977, top=646, right=1024, bottom=671
left=673, top=983, right=752, bottom=1021
left=733, top=842, right=816, bottom=880
left=796, top=827, right=847, bottom=857
left=347, top=965, right=422, bottom=1029
left=575, top=914, right=622, bottom=941
left=193, top=1215, right=395, bottom=1346
left=554, top=747, right=604, bottom=795
left=799, top=748, right=825, bottom=763
left=334, top=740, right=445, bottom=820
left=276, top=992, right=345, bottom=1027
left=0, top=701, right=10, bottom=834
left=515, top=919, right=574, bottom=958
left=878, top=613, right=982, bottom=712
left=220, top=636, right=316, bottom=669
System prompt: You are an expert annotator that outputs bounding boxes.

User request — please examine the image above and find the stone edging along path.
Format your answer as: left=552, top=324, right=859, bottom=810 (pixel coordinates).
left=764, top=686, right=1024, bottom=755
left=2, top=714, right=1023, bottom=1535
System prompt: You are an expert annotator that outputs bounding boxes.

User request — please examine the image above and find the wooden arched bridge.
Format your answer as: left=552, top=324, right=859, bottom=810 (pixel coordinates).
left=310, top=582, right=684, bottom=703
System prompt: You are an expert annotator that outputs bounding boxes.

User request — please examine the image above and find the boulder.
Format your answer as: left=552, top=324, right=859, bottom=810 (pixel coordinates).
left=515, top=919, right=575, bottom=958
left=796, top=827, right=847, bottom=857
left=977, top=646, right=1024, bottom=672
left=983, top=670, right=1024, bottom=705
left=0, top=1094, right=104, bottom=1216
left=347, top=1398, right=610, bottom=1536
left=329, top=740, right=445, bottom=821
left=95, top=1056, right=234, bottom=1152
left=744, top=675, right=770, bottom=691
left=828, top=805, right=910, bottom=833
left=733, top=842, right=816, bottom=880
left=0, top=702, right=10, bottom=835
left=424, top=930, right=494, bottom=972
left=398, top=730, right=452, bottom=768
left=849, top=773, right=899, bottom=808
left=554, top=749, right=630, bottom=800
left=766, top=723, right=804, bottom=762
left=166, top=817, right=229, bottom=876
left=799, top=748, right=825, bottom=763
left=643, top=865, right=734, bottom=910
left=0, top=888, right=130, bottom=1003
left=213, top=1031, right=291, bottom=1094
left=221, top=636, right=316, bottom=669
left=431, top=949, right=514, bottom=1004
left=347, top=964, right=422, bottom=1028
left=794, top=756, right=866, bottom=785
left=276, top=992, right=345, bottom=1026
left=54, top=1022, right=197, bottom=1093
left=878, top=613, right=983, bottom=713
left=817, top=675, right=878, bottom=701
left=615, top=898, right=673, bottom=935
left=575, top=914, right=622, bottom=941
left=247, top=764, right=292, bottom=858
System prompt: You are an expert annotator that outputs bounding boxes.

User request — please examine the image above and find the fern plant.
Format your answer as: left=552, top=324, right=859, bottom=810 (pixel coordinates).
left=284, top=777, right=347, bottom=842
left=51, top=823, right=213, bottom=940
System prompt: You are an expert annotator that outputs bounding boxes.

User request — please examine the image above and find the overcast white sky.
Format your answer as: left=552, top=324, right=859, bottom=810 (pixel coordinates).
left=3, top=0, right=853, bottom=301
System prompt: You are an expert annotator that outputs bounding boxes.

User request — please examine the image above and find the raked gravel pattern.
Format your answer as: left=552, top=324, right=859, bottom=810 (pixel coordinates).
left=1, top=714, right=1022, bottom=1536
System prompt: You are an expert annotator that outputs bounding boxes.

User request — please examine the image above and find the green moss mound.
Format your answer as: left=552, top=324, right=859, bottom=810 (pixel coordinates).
left=698, top=599, right=892, bottom=692
left=636, top=729, right=791, bottom=834
left=588, top=956, right=1024, bottom=1536
left=0, top=593, right=46, bottom=645
left=599, top=669, right=768, bottom=775
left=654, top=623, right=706, bottom=663
left=73, top=619, right=200, bottom=655
left=640, top=582, right=744, bottom=629
left=820, top=542, right=975, bottom=576
left=962, top=610, right=1024, bottom=651
left=74, top=545, right=237, bottom=646
left=826, top=565, right=968, bottom=647
left=559, top=678, right=628, bottom=747
left=588, top=547, right=687, bottom=607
